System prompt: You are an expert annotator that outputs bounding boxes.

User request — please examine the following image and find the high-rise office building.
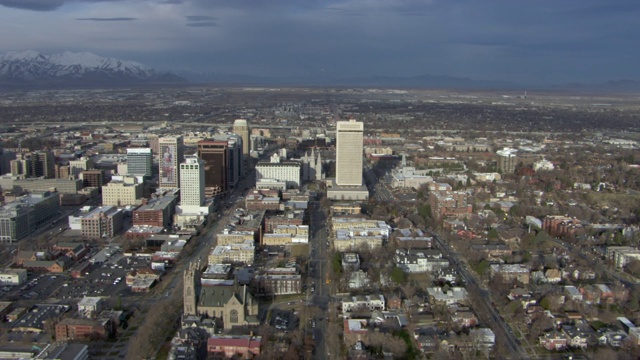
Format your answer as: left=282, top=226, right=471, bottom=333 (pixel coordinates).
left=81, top=170, right=105, bottom=188
left=55, top=164, right=70, bottom=179
left=233, top=119, right=250, bottom=156
left=197, top=135, right=242, bottom=197
left=10, top=156, right=32, bottom=177
left=126, top=148, right=153, bottom=177
left=0, top=149, right=16, bottom=176
left=31, top=150, right=56, bottom=179
left=335, top=120, right=364, bottom=186
left=496, top=147, right=518, bottom=174
left=159, top=136, right=184, bottom=188
left=197, top=140, right=228, bottom=197
left=180, top=155, right=205, bottom=207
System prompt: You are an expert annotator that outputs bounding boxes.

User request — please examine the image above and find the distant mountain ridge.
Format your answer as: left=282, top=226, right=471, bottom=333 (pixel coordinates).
left=179, top=71, right=640, bottom=93
left=177, top=71, right=522, bottom=90
left=0, top=50, right=184, bottom=88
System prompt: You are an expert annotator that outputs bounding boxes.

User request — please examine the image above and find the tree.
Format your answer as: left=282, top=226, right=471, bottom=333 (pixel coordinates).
left=390, top=267, right=407, bottom=284
left=332, top=252, right=342, bottom=275
left=418, top=204, right=432, bottom=221
left=627, top=260, right=640, bottom=277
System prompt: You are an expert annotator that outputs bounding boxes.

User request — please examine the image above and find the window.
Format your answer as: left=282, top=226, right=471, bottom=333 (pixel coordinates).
left=230, top=309, right=238, bottom=323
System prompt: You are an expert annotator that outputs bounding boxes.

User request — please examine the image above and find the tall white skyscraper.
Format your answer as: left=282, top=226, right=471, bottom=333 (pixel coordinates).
left=159, top=136, right=184, bottom=188
left=179, top=155, right=205, bottom=207
left=126, top=148, right=153, bottom=177
left=335, top=120, right=364, bottom=186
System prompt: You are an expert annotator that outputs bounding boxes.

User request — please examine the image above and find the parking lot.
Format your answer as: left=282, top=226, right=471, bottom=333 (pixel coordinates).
left=270, top=309, right=298, bottom=333
left=0, top=250, right=153, bottom=305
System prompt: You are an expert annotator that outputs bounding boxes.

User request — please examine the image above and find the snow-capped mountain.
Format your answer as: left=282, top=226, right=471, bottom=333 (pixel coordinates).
left=0, top=50, right=183, bottom=87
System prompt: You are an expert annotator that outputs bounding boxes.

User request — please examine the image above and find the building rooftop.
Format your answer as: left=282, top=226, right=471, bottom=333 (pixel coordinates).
left=78, top=296, right=102, bottom=308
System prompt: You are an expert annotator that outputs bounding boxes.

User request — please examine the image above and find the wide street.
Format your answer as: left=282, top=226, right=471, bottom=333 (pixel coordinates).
left=432, top=233, right=529, bottom=359
left=308, top=199, right=331, bottom=360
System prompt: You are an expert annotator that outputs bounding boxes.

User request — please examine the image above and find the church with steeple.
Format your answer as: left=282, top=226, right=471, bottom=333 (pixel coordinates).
left=301, top=147, right=324, bottom=182
left=183, top=261, right=259, bottom=330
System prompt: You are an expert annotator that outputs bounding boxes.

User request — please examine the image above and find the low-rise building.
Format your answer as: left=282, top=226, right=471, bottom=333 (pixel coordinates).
left=0, top=269, right=27, bottom=286
left=132, top=195, right=178, bottom=228
left=254, top=269, right=302, bottom=295
left=606, top=246, right=640, bottom=269
left=75, top=206, right=124, bottom=239
left=55, top=318, right=113, bottom=341
left=469, top=244, right=512, bottom=258
left=342, top=294, right=385, bottom=312
left=208, top=240, right=255, bottom=265
left=426, top=287, right=468, bottom=305
left=342, top=253, right=360, bottom=271
left=217, top=230, right=255, bottom=246
left=0, top=191, right=60, bottom=242
left=395, top=249, right=449, bottom=273
left=490, top=264, right=530, bottom=284
left=102, top=176, right=143, bottom=206
left=77, top=297, right=103, bottom=319
left=539, top=331, right=568, bottom=351
left=207, top=335, right=262, bottom=358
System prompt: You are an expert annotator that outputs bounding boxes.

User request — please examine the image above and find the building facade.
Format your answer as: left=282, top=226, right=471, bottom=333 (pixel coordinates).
left=126, top=148, right=153, bottom=177
left=81, top=170, right=105, bottom=189
left=180, top=155, right=205, bottom=206
left=255, top=160, right=301, bottom=189
left=102, top=176, right=143, bottom=206
left=0, top=191, right=60, bottom=242
left=132, top=196, right=178, bottom=228
left=233, top=119, right=250, bottom=157
left=198, top=135, right=242, bottom=197
left=184, top=262, right=259, bottom=330
left=78, top=206, right=124, bottom=238
left=69, top=157, right=94, bottom=178
left=159, top=136, right=184, bottom=188
left=31, top=150, right=56, bottom=179
left=336, top=120, right=364, bottom=186
left=497, top=147, right=518, bottom=174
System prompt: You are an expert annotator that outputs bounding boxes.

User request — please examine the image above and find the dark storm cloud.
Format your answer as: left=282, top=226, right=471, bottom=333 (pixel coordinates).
left=186, top=21, right=218, bottom=27
left=185, top=15, right=216, bottom=22
left=186, top=15, right=218, bottom=27
left=0, top=0, right=127, bottom=11
left=76, top=17, right=137, bottom=21
left=0, top=0, right=66, bottom=11
left=1, top=0, right=639, bottom=84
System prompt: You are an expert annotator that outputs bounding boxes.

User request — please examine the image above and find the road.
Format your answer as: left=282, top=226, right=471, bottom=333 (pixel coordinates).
left=101, top=171, right=257, bottom=359
left=308, top=200, right=331, bottom=360
left=432, top=233, right=529, bottom=359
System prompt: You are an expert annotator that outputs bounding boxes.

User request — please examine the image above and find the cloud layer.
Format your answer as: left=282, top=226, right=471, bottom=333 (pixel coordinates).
left=0, top=0, right=638, bottom=84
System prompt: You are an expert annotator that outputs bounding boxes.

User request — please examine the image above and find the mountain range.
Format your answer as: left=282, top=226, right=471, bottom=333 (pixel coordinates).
left=2, top=50, right=639, bottom=92
left=0, top=50, right=184, bottom=88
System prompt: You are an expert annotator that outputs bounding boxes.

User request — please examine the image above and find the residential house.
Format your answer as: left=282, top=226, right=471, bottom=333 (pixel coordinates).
left=539, top=331, right=568, bottom=351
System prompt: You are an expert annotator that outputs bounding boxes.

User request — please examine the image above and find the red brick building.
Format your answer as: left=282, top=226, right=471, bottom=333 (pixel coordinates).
left=542, top=215, right=581, bottom=238
left=429, top=191, right=472, bottom=220
left=55, top=318, right=113, bottom=341
left=264, top=213, right=304, bottom=233
left=132, top=196, right=177, bottom=228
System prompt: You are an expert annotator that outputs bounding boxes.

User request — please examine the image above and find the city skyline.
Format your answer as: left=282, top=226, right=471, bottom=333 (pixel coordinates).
left=0, top=0, right=638, bottom=85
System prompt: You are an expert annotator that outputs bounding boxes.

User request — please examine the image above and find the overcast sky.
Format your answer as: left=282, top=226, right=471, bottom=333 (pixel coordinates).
left=0, top=0, right=638, bottom=85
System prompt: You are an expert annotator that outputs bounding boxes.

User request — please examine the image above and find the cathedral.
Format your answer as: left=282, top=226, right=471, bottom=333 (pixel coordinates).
left=301, top=147, right=324, bottom=182
left=183, top=262, right=259, bottom=330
